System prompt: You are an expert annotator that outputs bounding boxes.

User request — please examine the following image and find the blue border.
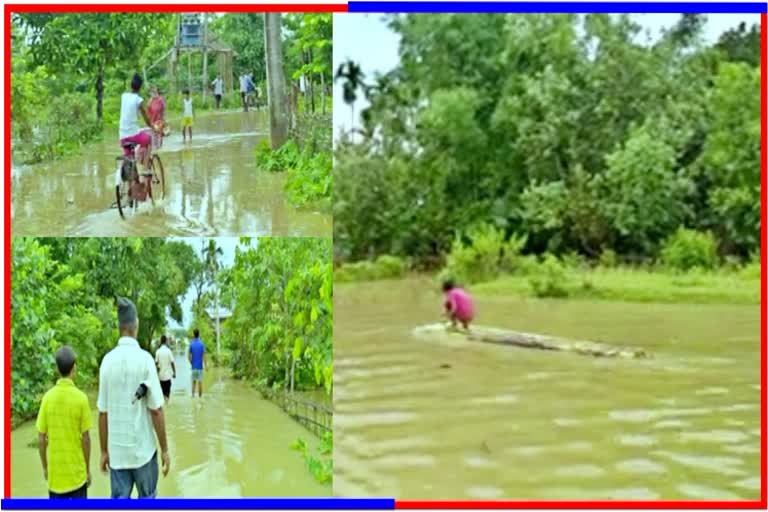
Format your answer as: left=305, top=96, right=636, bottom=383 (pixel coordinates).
left=347, top=2, right=768, bottom=13
left=0, top=498, right=395, bottom=510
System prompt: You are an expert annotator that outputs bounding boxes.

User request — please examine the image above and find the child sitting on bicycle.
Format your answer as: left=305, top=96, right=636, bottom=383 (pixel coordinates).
left=119, top=74, right=153, bottom=169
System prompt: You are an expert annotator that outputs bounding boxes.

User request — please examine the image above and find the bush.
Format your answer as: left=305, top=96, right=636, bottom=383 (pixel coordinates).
left=660, top=228, right=718, bottom=271
left=528, top=254, right=571, bottom=298
left=599, top=248, right=618, bottom=268
left=738, top=251, right=761, bottom=280
left=375, top=255, right=407, bottom=279
left=255, top=122, right=332, bottom=208
left=335, top=255, right=407, bottom=283
left=284, top=150, right=332, bottom=208
left=444, top=225, right=529, bottom=284
left=499, top=233, right=528, bottom=273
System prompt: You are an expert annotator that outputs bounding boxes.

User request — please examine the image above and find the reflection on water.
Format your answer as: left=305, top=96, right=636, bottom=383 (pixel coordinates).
left=333, top=277, right=760, bottom=499
left=11, top=356, right=329, bottom=497
left=11, top=111, right=330, bottom=237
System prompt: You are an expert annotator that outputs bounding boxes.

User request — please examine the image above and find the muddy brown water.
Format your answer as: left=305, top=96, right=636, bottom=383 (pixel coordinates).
left=11, top=354, right=329, bottom=497
left=11, top=111, right=331, bottom=237
left=333, top=277, right=761, bottom=500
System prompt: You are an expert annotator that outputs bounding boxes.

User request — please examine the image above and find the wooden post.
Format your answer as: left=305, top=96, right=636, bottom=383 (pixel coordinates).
left=320, top=71, right=325, bottom=114
left=264, top=13, right=289, bottom=149
left=202, top=16, right=208, bottom=104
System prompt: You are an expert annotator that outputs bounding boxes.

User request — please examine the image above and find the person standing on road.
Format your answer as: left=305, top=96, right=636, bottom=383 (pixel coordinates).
left=36, top=345, right=92, bottom=499
left=239, top=74, right=249, bottom=113
left=154, top=335, right=176, bottom=404
left=211, top=74, right=223, bottom=110
left=98, top=297, right=170, bottom=498
left=189, top=329, right=206, bottom=398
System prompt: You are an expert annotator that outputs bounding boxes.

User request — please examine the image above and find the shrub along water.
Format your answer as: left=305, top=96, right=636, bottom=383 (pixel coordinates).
left=254, top=116, right=332, bottom=209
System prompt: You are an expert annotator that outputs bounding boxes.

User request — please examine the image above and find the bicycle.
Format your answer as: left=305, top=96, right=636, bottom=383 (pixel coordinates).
left=114, top=129, right=165, bottom=219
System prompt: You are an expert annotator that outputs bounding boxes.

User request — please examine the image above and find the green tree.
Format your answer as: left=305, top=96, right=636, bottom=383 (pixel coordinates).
left=18, top=13, right=169, bottom=121
left=697, top=62, right=761, bottom=255
left=225, top=238, right=332, bottom=394
left=334, top=13, right=760, bottom=266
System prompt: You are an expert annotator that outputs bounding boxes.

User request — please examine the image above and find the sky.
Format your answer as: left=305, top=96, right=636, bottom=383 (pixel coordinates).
left=166, top=237, right=254, bottom=330
left=332, top=13, right=761, bottom=135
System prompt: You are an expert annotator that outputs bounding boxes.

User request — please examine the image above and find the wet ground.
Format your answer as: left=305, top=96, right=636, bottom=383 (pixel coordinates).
left=11, top=111, right=331, bottom=237
left=333, top=277, right=761, bottom=500
left=11, top=354, right=329, bottom=497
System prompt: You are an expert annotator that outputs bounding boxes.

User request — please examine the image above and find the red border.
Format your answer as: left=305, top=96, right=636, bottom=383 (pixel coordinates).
left=6, top=4, right=347, bottom=13
left=4, top=4, right=12, bottom=502
left=3, top=5, right=767, bottom=510
left=760, top=10, right=767, bottom=509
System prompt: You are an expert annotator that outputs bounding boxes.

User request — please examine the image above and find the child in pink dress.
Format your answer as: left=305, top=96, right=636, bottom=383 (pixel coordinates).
left=443, top=280, right=475, bottom=331
left=146, top=85, right=167, bottom=148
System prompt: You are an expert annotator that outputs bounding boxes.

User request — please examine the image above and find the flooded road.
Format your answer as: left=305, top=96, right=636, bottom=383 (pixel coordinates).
left=11, top=354, right=329, bottom=497
left=333, top=277, right=761, bottom=500
left=11, top=111, right=331, bottom=237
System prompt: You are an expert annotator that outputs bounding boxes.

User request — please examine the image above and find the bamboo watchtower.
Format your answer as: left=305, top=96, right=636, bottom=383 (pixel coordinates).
left=145, top=14, right=237, bottom=100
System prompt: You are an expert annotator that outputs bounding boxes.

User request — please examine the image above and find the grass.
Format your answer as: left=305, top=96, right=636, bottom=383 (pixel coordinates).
left=474, top=266, right=759, bottom=305
left=336, top=259, right=760, bottom=305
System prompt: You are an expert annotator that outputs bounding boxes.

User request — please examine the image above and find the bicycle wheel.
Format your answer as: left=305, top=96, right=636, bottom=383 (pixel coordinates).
left=151, top=154, right=165, bottom=199
left=115, top=183, right=126, bottom=219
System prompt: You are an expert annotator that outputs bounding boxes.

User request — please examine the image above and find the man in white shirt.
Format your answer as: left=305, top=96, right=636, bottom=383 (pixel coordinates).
left=211, top=74, right=223, bottom=110
left=119, top=74, right=152, bottom=171
left=154, top=335, right=176, bottom=404
left=97, top=297, right=170, bottom=498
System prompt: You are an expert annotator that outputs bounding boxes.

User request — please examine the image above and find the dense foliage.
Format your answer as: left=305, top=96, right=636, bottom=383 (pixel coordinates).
left=11, top=238, right=197, bottom=422
left=223, top=238, right=333, bottom=395
left=334, top=14, right=761, bottom=266
left=255, top=117, right=333, bottom=209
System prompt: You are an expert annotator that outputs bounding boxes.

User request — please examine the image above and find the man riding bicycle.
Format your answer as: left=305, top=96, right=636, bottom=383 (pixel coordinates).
left=119, top=74, right=153, bottom=172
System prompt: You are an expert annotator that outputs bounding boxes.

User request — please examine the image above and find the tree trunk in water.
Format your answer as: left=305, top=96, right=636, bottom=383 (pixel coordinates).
left=202, top=50, right=208, bottom=104
left=301, top=51, right=310, bottom=113
left=320, top=71, right=326, bottom=114
left=95, top=71, right=104, bottom=121
left=264, top=13, right=289, bottom=149
left=308, top=49, right=316, bottom=114
left=290, top=357, right=296, bottom=393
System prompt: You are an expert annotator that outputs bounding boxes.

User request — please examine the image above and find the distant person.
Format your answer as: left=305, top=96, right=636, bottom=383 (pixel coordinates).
left=188, top=329, right=206, bottom=398
left=247, top=74, right=256, bottom=108
left=154, top=335, right=176, bottom=404
left=36, top=346, right=92, bottom=499
left=181, top=89, right=194, bottom=143
left=442, top=280, right=475, bottom=331
left=211, top=74, right=223, bottom=110
left=119, top=74, right=152, bottom=170
left=98, top=297, right=169, bottom=498
left=239, top=73, right=249, bottom=113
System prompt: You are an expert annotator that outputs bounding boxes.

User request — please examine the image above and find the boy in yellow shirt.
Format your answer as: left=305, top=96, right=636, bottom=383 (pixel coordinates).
left=36, top=346, right=92, bottom=498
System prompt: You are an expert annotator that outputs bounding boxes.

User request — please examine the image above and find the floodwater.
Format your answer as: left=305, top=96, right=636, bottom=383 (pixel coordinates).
left=334, top=277, right=761, bottom=500
left=11, top=353, right=329, bottom=497
left=11, top=111, right=331, bottom=237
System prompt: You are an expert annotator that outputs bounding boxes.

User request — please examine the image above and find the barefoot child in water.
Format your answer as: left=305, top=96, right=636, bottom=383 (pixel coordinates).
left=443, top=280, right=475, bottom=331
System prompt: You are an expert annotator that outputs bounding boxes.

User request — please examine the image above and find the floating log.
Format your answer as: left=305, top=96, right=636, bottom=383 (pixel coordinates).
left=412, top=324, right=650, bottom=359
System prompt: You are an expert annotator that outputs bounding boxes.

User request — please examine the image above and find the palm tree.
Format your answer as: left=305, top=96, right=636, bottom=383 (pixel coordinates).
left=334, top=59, right=366, bottom=132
